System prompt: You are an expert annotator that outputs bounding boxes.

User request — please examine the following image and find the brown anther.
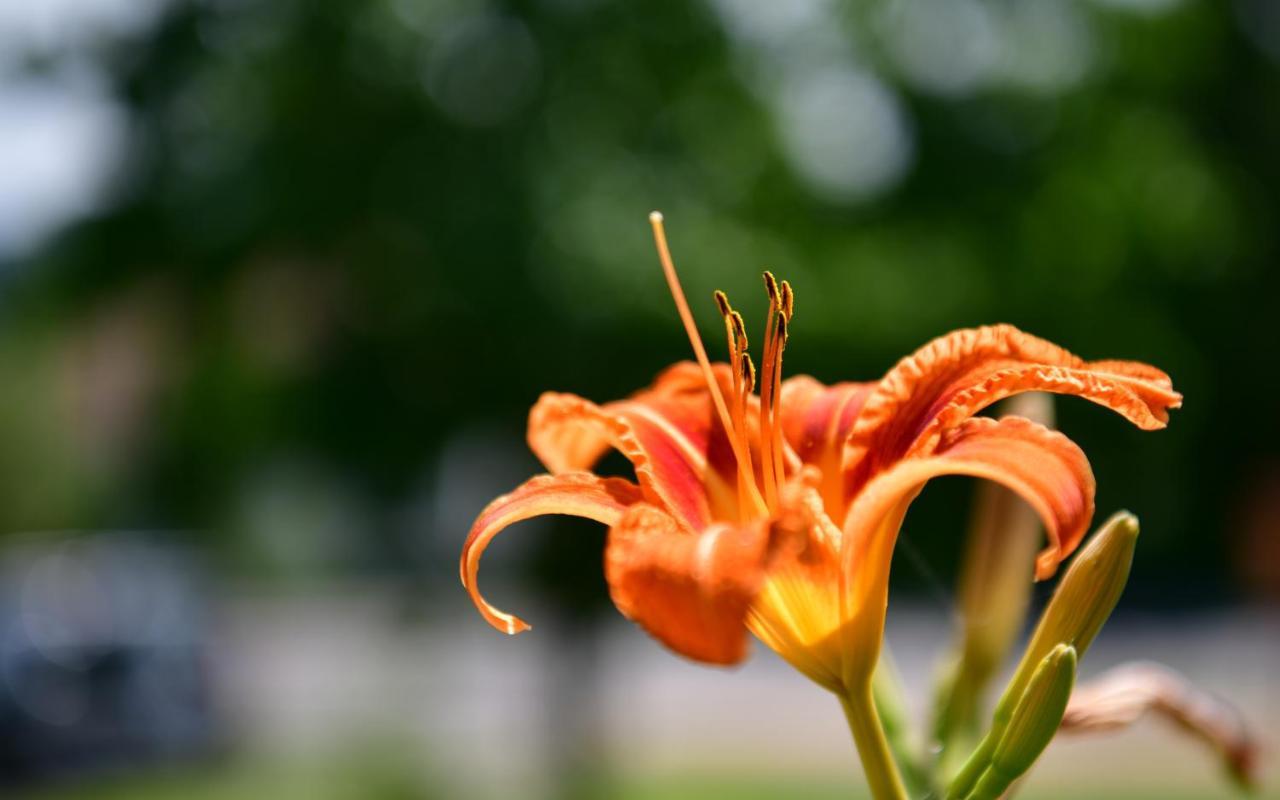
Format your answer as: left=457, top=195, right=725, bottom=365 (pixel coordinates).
left=763, top=271, right=779, bottom=306
left=742, top=353, right=757, bottom=393
left=777, top=314, right=789, bottom=343
left=714, top=290, right=732, bottom=318
left=780, top=281, right=794, bottom=319
left=730, top=311, right=748, bottom=349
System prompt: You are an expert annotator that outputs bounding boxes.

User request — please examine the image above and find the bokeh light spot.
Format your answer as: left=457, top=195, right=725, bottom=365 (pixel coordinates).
left=774, top=66, right=913, bottom=202
left=879, top=0, right=1000, bottom=97
left=424, top=14, right=542, bottom=128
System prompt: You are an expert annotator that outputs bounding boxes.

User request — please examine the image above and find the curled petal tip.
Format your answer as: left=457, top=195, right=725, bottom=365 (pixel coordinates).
left=486, top=609, right=533, bottom=636
left=461, top=472, right=641, bottom=639
left=1033, top=551, right=1060, bottom=582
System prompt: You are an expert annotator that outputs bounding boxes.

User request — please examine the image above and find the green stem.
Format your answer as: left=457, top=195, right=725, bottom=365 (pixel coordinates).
left=873, top=659, right=932, bottom=796
left=946, top=734, right=996, bottom=800
left=933, top=661, right=986, bottom=784
left=840, top=681, right=909, bottom=800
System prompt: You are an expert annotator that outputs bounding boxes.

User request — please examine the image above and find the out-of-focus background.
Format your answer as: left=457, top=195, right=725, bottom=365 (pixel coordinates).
left=0, top=0, right=1277, bottom=797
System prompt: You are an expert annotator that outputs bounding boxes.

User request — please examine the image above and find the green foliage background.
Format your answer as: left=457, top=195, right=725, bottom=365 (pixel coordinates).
left=1, top=0, right=1277, bottom=608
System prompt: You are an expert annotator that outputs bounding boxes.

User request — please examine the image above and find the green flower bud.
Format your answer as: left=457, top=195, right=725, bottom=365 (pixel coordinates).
left=947, top=512, right=1138, bottom=799
left=996, top=510, right=1138, bottom=721
left=994, top=644, right=1077, bottom=773
left=964, top=645, right=1077, bottom=800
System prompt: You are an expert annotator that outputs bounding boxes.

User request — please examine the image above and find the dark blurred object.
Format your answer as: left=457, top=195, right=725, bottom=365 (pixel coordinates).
left=0, top=533, right=218, bottom=787
left=1235, top=463, right=1280, bottom=603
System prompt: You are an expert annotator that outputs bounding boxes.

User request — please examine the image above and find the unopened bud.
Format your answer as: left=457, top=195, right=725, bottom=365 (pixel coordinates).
left=994, top=644, right=1076, bottom=774
left=996, top=511, right=1138, bottom=721
left=965, top=645, right=1077, bottom=800
left=947, top=512, right=1137, bottom=800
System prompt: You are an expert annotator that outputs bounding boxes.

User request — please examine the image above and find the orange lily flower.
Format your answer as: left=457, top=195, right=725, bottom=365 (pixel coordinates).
left=460, top=212, right=1180, bottom=737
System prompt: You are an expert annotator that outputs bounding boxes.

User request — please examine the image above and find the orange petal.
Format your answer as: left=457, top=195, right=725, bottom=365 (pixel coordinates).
left=845, top=325, right=1180, bottom=492
left=605, top=503, right=776, bottom=665
left=779, top=375, right=874, bottom=519
left=528, top=362, right=753, bottom=530
left=844, top=415, right=1095, bottom=583
left=833, top=415, right=1096, bottom=685
left=461, top=472, right=644, bottom=634
left=915, top=361, right=1180, bottom=455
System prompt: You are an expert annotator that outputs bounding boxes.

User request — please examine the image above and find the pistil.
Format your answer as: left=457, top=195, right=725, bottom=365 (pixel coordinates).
left=649, top=212, right=798, bottom=523
left=650, top=212, right=768, bottom=518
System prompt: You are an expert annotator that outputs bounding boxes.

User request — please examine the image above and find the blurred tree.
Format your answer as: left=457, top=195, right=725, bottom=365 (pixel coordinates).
left=0, top=0, right=1276, bottom=609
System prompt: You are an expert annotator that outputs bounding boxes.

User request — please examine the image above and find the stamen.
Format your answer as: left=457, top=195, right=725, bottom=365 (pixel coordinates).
left=735, top=351, right=758, bottom=521
left=718, top=293, right=759, bottom=522
left=758, top=285, right=781, bottom=508
left=650, top=212, right=767, bottom=517
left=721, top=309, right=750, bottom=522
left=770, top=313, right=789, bottom=490
left=714, top=290, right=732, bottom=318
left=714, top=293, right=746, bottom=404
left=759, top=274, right=797, bottom=506
left=721, top=313, right=742, bottom=414
left=730, top=311, right=748, bottom=350
left=741, top=352, right=757, bottom=393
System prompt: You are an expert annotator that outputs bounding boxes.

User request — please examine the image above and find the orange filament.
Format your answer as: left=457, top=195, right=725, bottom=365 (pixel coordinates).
left=718, top=294, right=752, bottom=521
left=770, top=283, right=792, bottom=491
left=736, top=352, right=758, bottom=519
left=650, top=212, right=768, bottom=518
left=722, top=303, right=759, bottom=522
left=758, top=273, right=795, bottom=507
left=758, top=291, right=781, bottom=506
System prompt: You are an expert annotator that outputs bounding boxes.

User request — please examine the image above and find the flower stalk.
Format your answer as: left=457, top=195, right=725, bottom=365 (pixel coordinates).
left=841, top=680, right=909, bottom=800
left=874, top=655, right=933, bottom=796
